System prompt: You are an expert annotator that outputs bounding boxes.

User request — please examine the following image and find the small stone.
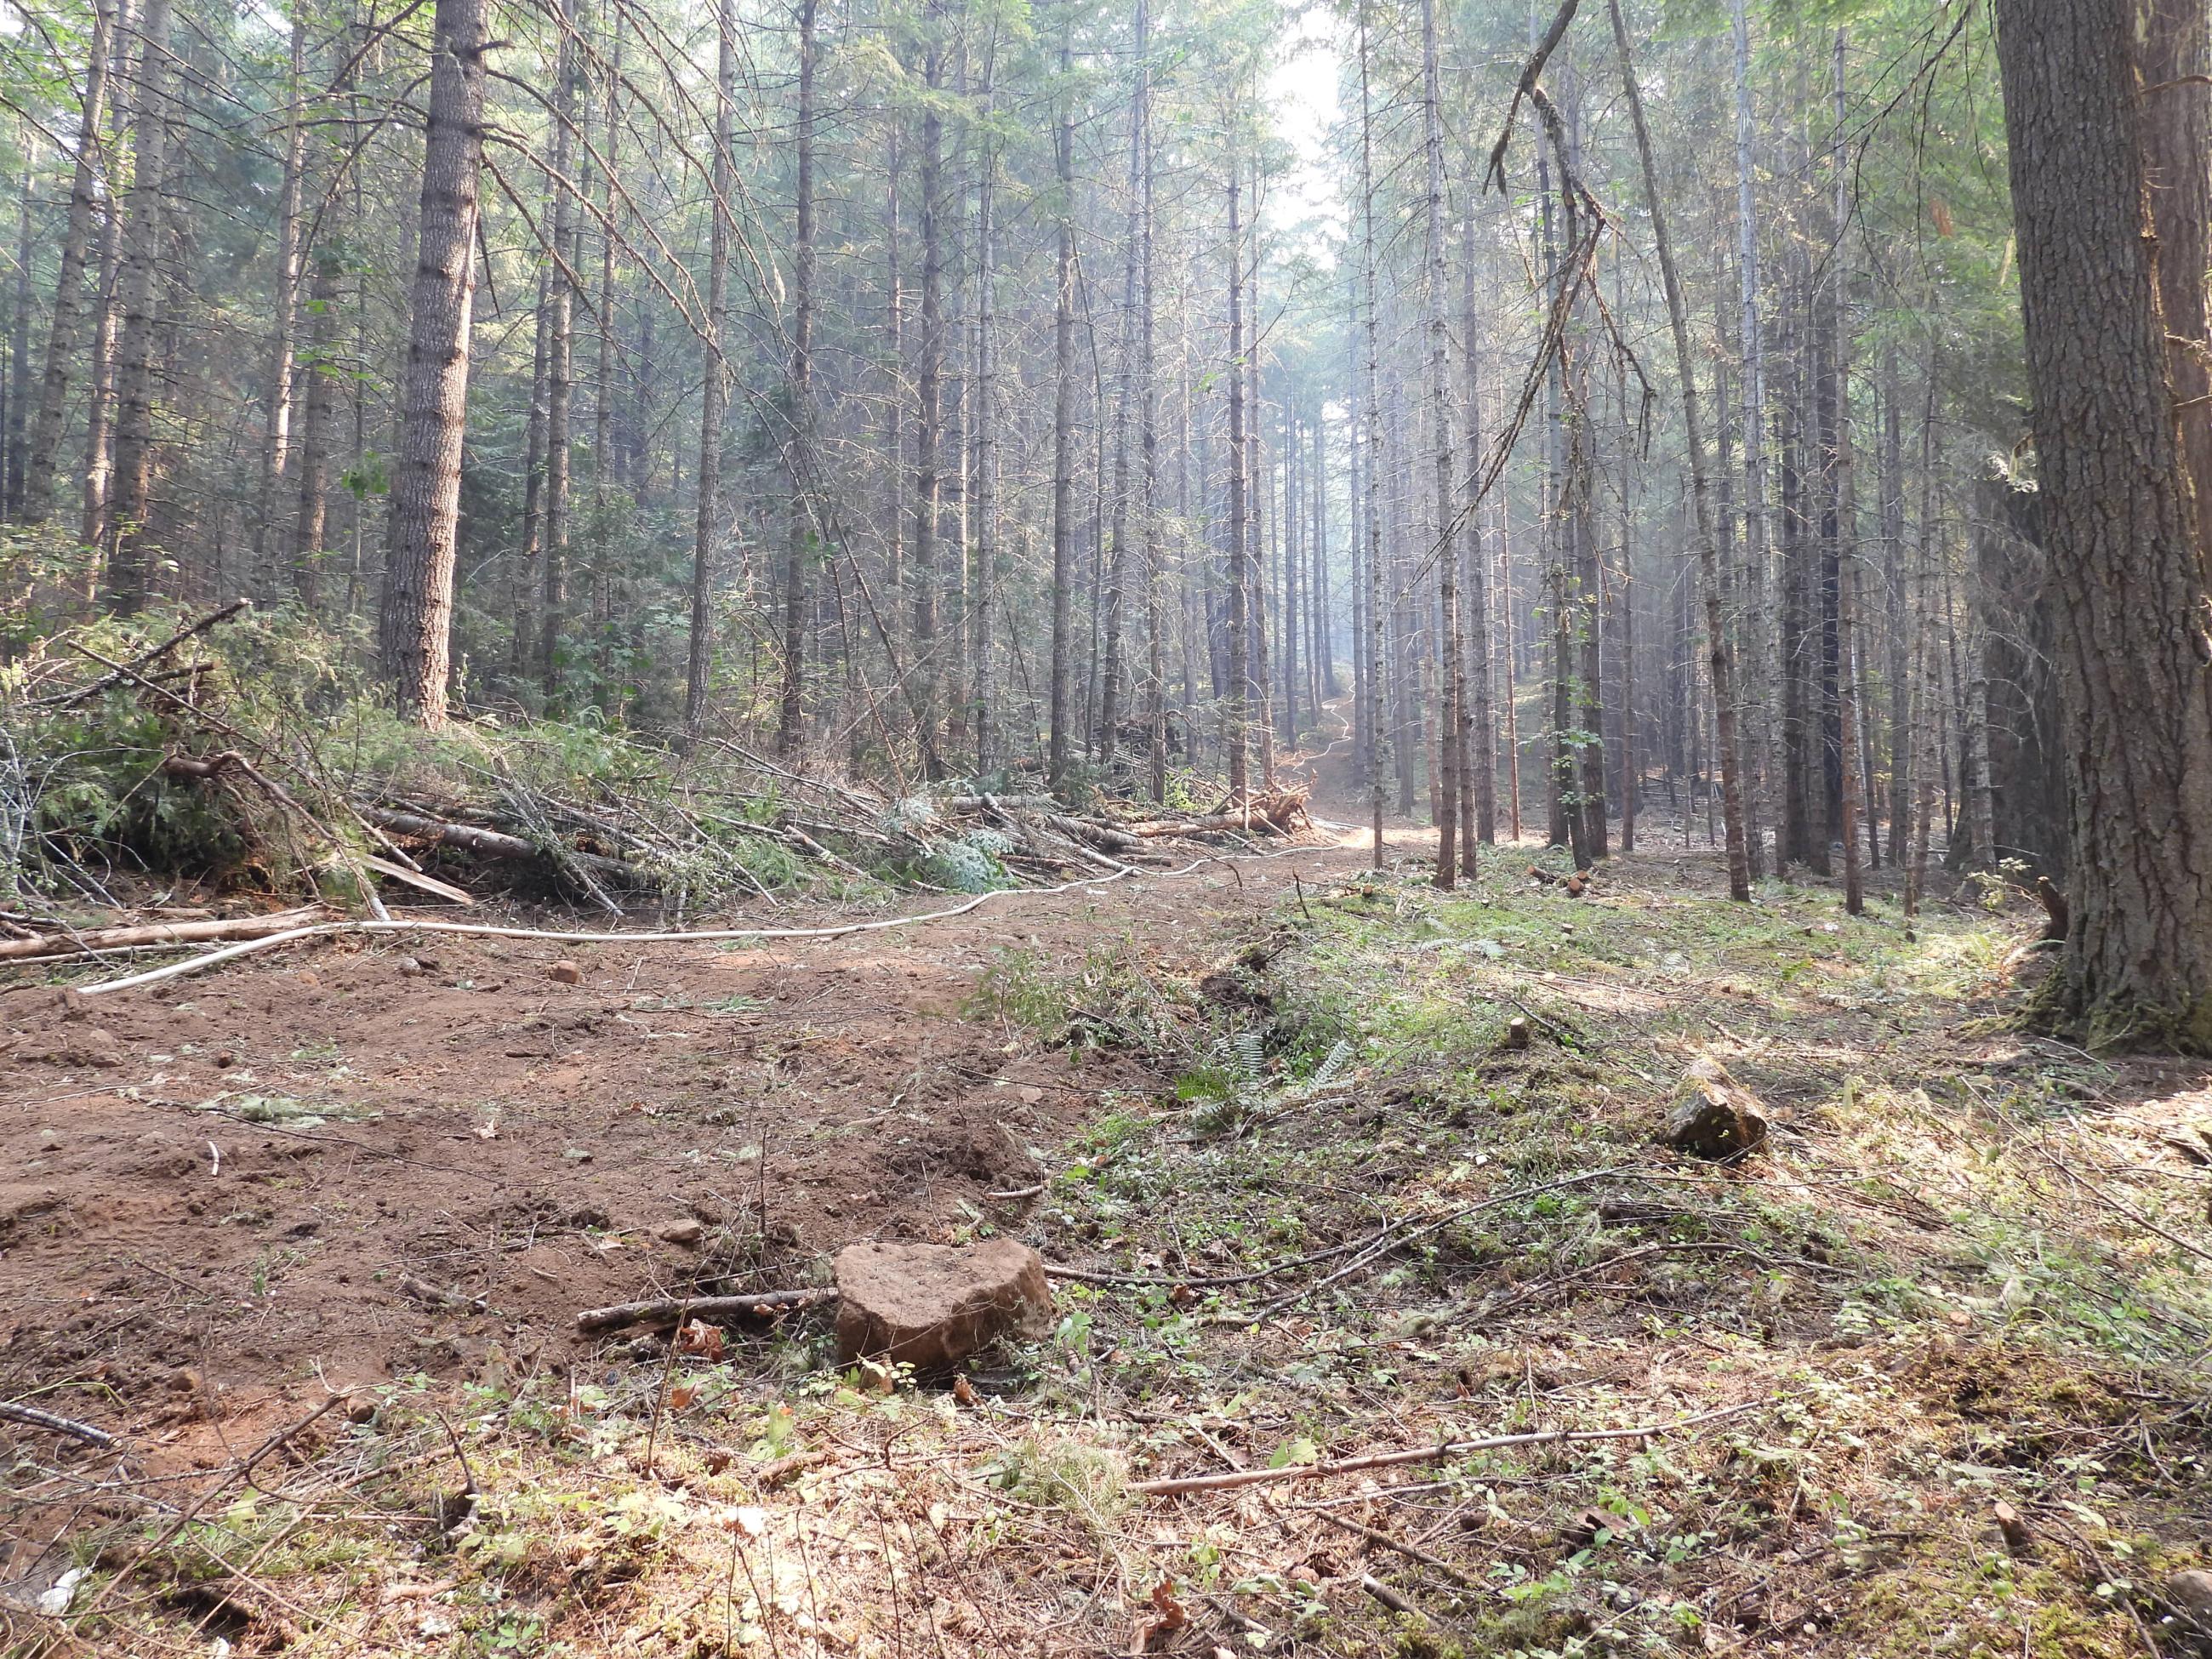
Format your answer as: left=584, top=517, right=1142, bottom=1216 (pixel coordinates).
left=1665, top=1056, right=1770, bottom=1161
left=834, top=1239, right=1052, bottom=1371
left=2169, top=1568, right=2212, bottom=1628
left=656, top=1219, right=705, bottom=1246
left=548, top=961, right=583, bottom=985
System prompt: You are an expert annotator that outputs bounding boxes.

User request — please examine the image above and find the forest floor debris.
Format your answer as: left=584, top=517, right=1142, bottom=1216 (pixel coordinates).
left=2, top=605, right=1318, bottom=966
left=3, top=802, right=2209, bottom=1656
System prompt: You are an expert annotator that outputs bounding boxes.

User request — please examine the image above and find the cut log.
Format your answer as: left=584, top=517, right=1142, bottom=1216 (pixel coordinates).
left=1665, top=1056, right=1770, bottom=1161
left=0, top=907, right=324, bottom=962
left=361, top=855, right=474, bottom=905
left=833, top=1240, right=1053, bottom=1369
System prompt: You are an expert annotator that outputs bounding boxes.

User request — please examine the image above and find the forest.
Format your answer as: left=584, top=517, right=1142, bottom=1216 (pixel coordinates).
left=3, top=0, right=2212, bottom=1651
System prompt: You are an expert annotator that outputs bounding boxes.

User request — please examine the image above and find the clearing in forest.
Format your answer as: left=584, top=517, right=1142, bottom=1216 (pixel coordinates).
left=4, top=829, right=2208, bottom=1657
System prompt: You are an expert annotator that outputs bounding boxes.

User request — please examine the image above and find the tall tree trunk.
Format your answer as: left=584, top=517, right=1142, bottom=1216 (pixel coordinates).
left=910, top=18, right=945, bottom=772
left=2136, top=0, right=2212, bottom=546
left=103, top=0, right=172, bottom=614
left=510, top=257, right=550, bottom=683
left=1224, top=162, right=1250, bottom=801
left=6, top=153, right=37, bottom=520
left=684, top=0, right=733, bottom=735
left=1421, top=0, right=1461, bottom=887
left=1245, top=175, right=1274, bottom=790
left=1881, top=337, right=1909, bottom=864
left=969, top=29, right=1002, bottom=776
left=1358, top=3, right=1384, bottom=859
left=1137, top=44, right=1164, bottom=802
left=1728, top=0, right=1770, bottom=878
left=378, top=0, right=490, bottom=725
left=537, top=0, right=579, bottom=705
left=78, top=0, right=135, bottom=567
left=252, top=9, right=307, bottom=579
left=1046, top=31, right=1075, bottom=788
left=1096, top=0, right=1149, bottom=770
left=25, top=0, right=117, bottom=527
left=1997, top=0, right=2212, bottom=1044
left=776, top=0, right=818, bottom=760
left=1609, top=0, right=1750, bottom=897
left=1461, top=196, right=1496, bottom=851
left=292, top=21, right=355, bottom=613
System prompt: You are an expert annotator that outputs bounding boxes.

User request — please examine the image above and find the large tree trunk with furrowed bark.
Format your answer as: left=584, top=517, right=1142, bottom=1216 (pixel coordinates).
left=1996, top=0, right=2212, bottom=1046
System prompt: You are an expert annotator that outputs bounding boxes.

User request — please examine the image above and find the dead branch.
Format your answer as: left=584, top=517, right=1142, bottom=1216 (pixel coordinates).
left=0, top=1398, right=117, bottom=1448
left=1129, top=1402, right=1756, bottom=1497
left=573, top=1287, right=832, bottom=1333
left=1306, top=1507, right=1480, bottom=1589
left=0, top=905, right=324, bottom=961
left=37, top=598, right=251, bottom=709
left=356, top=804, right=637, bottom=883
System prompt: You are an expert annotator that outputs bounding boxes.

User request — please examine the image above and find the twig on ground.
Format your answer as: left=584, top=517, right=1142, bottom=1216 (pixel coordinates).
left=0, top=1399, right=117, bottom=1448
left=1129, top=1401, right=1758, bottom=1497
left=1306, top=1506, right=1480, bottom=1588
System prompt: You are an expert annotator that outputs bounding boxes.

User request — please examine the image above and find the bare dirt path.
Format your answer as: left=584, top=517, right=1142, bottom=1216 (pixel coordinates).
left=0, top=818, right=1375, bottom=1460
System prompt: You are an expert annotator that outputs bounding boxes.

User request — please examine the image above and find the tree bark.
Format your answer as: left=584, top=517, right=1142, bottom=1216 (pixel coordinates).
left=1046, top=30, right=1076, bottom=789
left=684, top=0, right=734, bottom=736
left=1224, top=163, right=1250, bottom=801
left=251, top=9, right=308, bottom=578
left=103, top=0, right=172, bottom=614
left=1609, top=0, right=1750, bottom=898
left=24, top=0, right=117, bottom=527
left=536, top=0, right=579, bottom=706
left=377, top=0, right=489, bottom=725
left=2135, top=0, right=2212, bottom=550
left=776, top=0, right=818, bottom=760
left=1421, top=0, right=1461, bottom=887
left=1996, top=0, right=2212, bottom=1044
left=77, top=0, right=135, bottom=567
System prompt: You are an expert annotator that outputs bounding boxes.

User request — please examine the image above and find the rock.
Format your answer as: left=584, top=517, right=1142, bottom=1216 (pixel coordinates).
left=2169, top=1568, right=2212, bottom=1628
left=656, top=1218, right=705, bottom=1246
left=833, top=1239, right=1052, bottom=1371
left=548, top=961, right=582, bottom=985
left=1665, top=1057, right=1769, bottom=1161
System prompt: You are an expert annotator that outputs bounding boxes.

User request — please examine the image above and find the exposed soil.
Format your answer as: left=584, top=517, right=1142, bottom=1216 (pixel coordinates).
left=0, top=831, right=1369, bottom=1466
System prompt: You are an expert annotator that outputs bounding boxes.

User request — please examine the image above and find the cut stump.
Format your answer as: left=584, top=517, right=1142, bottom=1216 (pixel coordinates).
left=833, top=1239, right=1052, bottom=1370
left=1665, top=1056, right=1769, bottom=1161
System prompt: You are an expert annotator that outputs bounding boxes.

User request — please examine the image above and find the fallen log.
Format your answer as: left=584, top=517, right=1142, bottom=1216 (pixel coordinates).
left=574, top=1287, right=833, bottom=1333
left=0, top=906, right=324, bottom=962
left=357, top=805, right=638, bottom=883
left=1128, top=790, right=1308, bottom=838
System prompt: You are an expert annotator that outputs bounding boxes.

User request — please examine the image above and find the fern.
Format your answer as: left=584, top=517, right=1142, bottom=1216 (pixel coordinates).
left=1310, top=1038, right=1355, bottom=1091
left=1231, top=1029, right=1266, bottom=1085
